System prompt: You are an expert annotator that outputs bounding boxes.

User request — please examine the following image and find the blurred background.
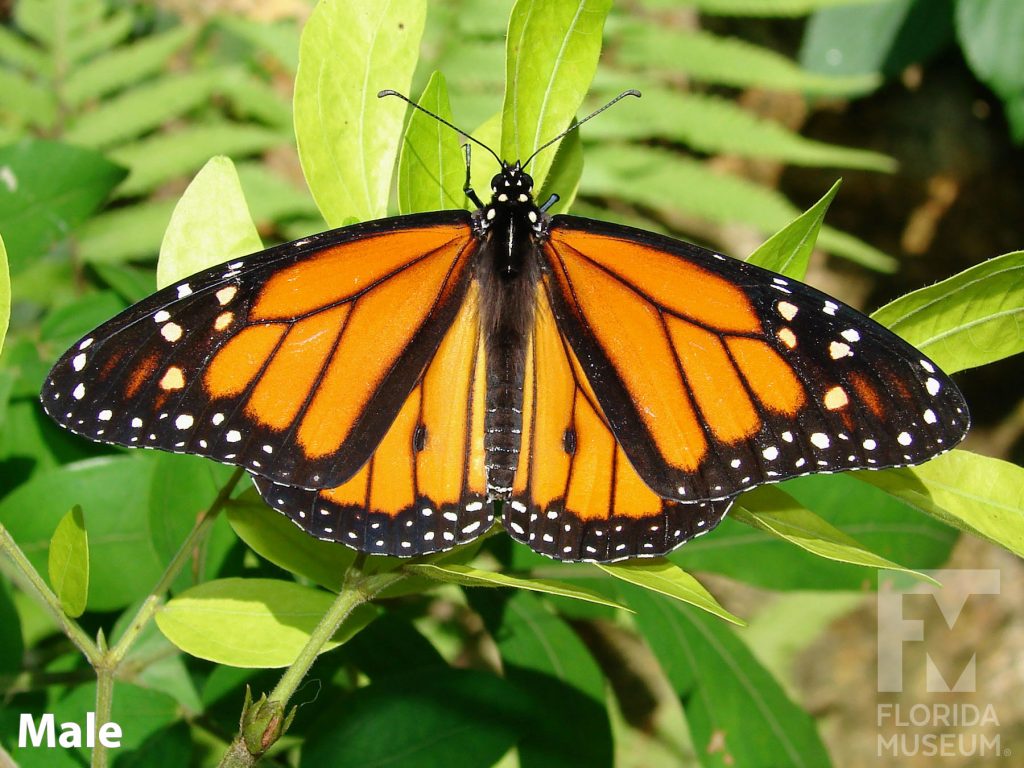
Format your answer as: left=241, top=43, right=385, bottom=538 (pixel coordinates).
left=1, top=0, right=1021, bottom=765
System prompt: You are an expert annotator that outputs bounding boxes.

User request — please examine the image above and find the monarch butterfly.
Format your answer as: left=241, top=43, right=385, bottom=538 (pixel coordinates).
left=41, top=91, right=968, bottom=563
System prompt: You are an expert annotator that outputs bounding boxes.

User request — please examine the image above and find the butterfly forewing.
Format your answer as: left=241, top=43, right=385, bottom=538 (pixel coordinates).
left=250, top=284, right=492, bottom=556
left=543, top=215, right=969, bottom=502
left=42, top=212, right=478, bottom=490
left=503, top=289, right=733, bottom=562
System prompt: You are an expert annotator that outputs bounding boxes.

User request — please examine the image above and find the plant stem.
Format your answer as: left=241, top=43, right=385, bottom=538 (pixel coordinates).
left=0, top=523, right=100, bottom=665
left=218, top=557, right=406, bottom=767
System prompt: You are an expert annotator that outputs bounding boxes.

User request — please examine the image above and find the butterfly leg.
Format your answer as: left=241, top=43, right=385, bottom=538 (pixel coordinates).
left=462, top=144, right=485, bottom=209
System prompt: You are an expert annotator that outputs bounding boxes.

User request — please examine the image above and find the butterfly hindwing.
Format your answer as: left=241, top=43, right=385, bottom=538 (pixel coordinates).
left=542, top=215, right=969, bottom=502
left=251, top=285, right=492, bottom=557
left=502, top=289, right=733, bottom=562
left=42, top=212, right=478, bottom=489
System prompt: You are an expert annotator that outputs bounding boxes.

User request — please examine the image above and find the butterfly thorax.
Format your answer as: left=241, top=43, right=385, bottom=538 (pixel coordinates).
left=474, top=162, right=546, bottom=499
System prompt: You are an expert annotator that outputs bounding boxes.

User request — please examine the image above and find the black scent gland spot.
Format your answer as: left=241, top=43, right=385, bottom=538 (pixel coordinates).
left=562, top=427, right=577, bottom=455
left=413, top=424, right=427, bottom=452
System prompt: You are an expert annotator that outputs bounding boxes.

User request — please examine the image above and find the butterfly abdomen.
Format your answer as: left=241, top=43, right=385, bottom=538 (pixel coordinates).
left=477, top=199, right=543, bottom=500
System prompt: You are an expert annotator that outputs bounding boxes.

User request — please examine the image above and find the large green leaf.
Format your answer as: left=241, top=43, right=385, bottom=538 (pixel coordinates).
left=157, top=156, right=263, bottom=288
left=300, top=668, right=531, bottom=768
left=585, top=86, right=895, bottom=171
left=956, top=0, right=1024, bottom=107
left=616, top=21, right=878, bottom=95
left=800, top=0, right=953, bottom=79
left=580, top=144, right=895, bottom=271
left=147, top=454, right=238, bottom=594
left=409, top=562, right=629, bottom=611
left=0, top=68, right=57, bottom=129
left=859, top=450, right=1024, bottom=559
left=746, top=180, right=840, bottom=278
left=156, top=577, right=376, bottom=667
left=294, top=0, right=426, bottom=224
left=0, top=139, right=126, bottom=272
left=673, top=473, right=958, bottom=590
left=624, top=586, right=833, bottom=768
left=598, top=559, right=743, bottom=624
left=0, top=456, right=165, bottom=610
left=469, top=590, right=613, bottom=768
left=502, top=0, right=612, bottom=188
left=0, top=580, right=23, bottom=676
left=397, top=71, right=466, bottom=215
left=734, top=486, right=932, bottom=581
left=47, top=505, right=90, bottom=617
left=226, top=489, right=357, bottom=592
left=871, top=250, right=1024, bottom=373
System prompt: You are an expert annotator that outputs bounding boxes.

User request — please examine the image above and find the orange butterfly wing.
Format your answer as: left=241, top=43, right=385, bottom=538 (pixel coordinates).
left=542, top=216, right=969, bottom=502
left=41, top=213, right=478, bottom=490
left=250, top=285, right=492, bottom=556
left=502, top=289, right=732, bottom=562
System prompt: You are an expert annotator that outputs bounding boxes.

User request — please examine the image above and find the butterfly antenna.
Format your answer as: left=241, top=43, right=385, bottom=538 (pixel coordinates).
left=378, top=89, right=503, bottom=166
left=522, top=89, right=641, bottom=169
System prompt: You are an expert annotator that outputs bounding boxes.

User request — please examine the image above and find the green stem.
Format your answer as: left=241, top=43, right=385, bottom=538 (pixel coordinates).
left=0, top=523, right=100, bottom=665
left=218, top=557, right=406, bottom=767
left=92, top=667, right=115, bottom=768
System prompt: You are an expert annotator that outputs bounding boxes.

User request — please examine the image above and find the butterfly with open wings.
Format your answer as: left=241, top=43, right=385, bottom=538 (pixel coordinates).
left=41, top=91, right=968, bottom=563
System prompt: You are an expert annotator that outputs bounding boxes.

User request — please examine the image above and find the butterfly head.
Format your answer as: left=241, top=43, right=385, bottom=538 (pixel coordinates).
left=490, top=162, right=535, bottom=205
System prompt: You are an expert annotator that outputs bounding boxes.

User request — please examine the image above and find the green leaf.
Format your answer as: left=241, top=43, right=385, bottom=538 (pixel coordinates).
left=63, top=26, right=196, bottom=106
left=870, top=250, right=1024, bottom=373
left=77, top=198, right=177, bottom=265
left=580, top=144, right=895, bottom=271
left=226, top=489, right=357, bottom=592
left=90, top=262, right=156, bottom=304
left=733, top=486, right=934, bottom=582
left=0, top=24, right=48, bottom=72
left=858, top=450, right=1024, bottom=559
left=468, top=111, right=503, bottom=203
left=674, top=473, right=958, bottom=590
left=800, top=0, right=953, bottom=79
left=47, top=505, right=90, bottom=617
left=148, top=454, right=237, bottom=593
left=0, top=139, right=127, bottom=272
left=502, top=0, right=612, bottom=188
left=624, top=586, right=833, bottom=768
left=746, top=180, right=840, bottom=278
left=408, top=562, right=630, bottom=611
left=294, top=0, right=427, bottom=224
left=616, top=21, right=878, bottom=95
left=0, top=67, right=57, bottom=129
left=158, top=156, right=262, bottom=288
left=398, top=71, right=466, bottom=215
left=956, top=0, right=1024, bottom=102
left=215, top=16, right=301, bottom=73
left=110, top=123, right=292, bottom=199
left=468, top=590, right=613, bottom=768
left=300, top=668, right=531, bottom=768
left=156, top=577, right=377, bottom=667
left=536, top=126, right=583, bottom=214
left=585, top=86, right=895, bottom=171
left=39, top=290, right=126, bottom=347
left=220, top=71, right=294, bottom=130
left=66, top=10, right=134, bottom=65
left=236, top=162, right=321, bottom=223
left=0, top=232, right=8, bottom=353
left=63, top=69, right=234, bottom=149
left=0, top=456, right=165, bottom=610
left=598, top=559, right=743, bottom=624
